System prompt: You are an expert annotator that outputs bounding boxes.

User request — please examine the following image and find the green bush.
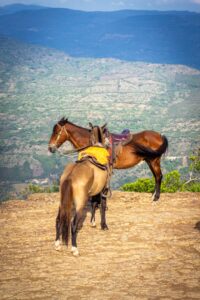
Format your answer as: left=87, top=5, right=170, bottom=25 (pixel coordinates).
left=121, top=178, right=154, bottom=193
left=181, top=182, right=200, bottom=192
left=51, top=184, right=59, bottom=192
left=161, top=170, right=182, bottom=193
left=120, top=170, right=199, bottom=193
left=28, top=183, right=59, bottom=194
left=28, top=184, right=44, bottom=193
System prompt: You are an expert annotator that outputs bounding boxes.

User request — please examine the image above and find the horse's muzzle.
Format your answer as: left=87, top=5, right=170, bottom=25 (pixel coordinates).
left=48, top=144, right=57, bottom=153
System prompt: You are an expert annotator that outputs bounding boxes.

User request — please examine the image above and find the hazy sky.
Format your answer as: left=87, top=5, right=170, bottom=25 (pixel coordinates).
left=0, top=0, right=200, bottom=12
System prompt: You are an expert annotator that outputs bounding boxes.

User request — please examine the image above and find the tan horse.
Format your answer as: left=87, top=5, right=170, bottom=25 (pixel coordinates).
left=55, top=126, right=110, bottom=256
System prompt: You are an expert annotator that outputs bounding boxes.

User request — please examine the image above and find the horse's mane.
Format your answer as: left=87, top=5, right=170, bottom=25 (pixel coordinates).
left=58, top=117, right=69, bottom=126
left=58, top=117, right=90, bottom=132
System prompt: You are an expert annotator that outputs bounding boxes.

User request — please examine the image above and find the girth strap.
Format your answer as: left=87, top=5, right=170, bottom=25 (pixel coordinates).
left=76, top=156, right=108, bottom=171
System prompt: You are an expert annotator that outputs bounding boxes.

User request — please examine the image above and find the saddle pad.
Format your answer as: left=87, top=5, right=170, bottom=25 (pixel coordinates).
left=78, top=146, right=109, bottom=165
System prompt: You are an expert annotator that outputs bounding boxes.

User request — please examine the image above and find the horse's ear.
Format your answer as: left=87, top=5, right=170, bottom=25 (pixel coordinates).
left=101, top=123, right=107, bottom=132
left=89, top=122, right=94, bottom=129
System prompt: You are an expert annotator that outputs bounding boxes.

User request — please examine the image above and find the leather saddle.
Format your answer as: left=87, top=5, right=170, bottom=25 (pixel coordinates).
left=111, top=129, right=131, bottom=145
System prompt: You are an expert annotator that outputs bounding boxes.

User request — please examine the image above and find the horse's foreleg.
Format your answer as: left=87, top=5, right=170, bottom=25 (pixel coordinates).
left=55, top=207, right=62, bottom=250
left=146, top=158, right=163, bottom=201
left=100, top=190, right=109, bottom=230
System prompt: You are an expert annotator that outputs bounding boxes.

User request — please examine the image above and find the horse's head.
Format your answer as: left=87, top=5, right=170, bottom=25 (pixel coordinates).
left=89, top=122, right=108, bottom=146
left=48, top=117, right=69, bottom=153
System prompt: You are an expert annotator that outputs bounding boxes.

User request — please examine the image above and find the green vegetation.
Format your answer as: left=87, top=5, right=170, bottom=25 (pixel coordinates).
left=121, top=151, right=200, bottom=193
left=21, top=182, right=59, bottom=198
left=121, top=171, right=200, bottom=193
left=189, top=149, right=200, bottom=174
left=28, top=183, right=59, bottom=193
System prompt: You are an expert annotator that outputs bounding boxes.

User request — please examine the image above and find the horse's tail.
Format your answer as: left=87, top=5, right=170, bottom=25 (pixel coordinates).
left=132, top=135, right=168, bottom=159
left=60, top=179, right=73, bottom=246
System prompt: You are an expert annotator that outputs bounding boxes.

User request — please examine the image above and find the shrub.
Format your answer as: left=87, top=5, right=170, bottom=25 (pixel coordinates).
left=121, top=178, right=155, bottom=193
left=181, top=182, right=200, bottom=192
left=120, top=170, right=189, bottom=193
left=27, top=183, right=59, bottom=194
left=160, top=170, right=182, bottom=193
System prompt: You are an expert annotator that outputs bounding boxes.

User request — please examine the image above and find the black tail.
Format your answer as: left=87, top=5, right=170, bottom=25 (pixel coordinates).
left=60, top=179, right=73, bottom=246
left=131, top=135, right=168, bottom=159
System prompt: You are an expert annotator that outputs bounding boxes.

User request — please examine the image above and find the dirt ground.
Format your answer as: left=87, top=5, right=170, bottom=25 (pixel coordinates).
left=0, top=191, right=200, bottom=300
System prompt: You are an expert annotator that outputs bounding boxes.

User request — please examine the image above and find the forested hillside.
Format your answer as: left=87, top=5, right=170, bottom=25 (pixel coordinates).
left=0, top=6, right=199, bottom=68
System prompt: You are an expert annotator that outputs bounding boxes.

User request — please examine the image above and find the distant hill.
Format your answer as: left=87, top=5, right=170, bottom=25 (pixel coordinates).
left=0, top=4, right=44, bottom=15
left=0, top=5, right=199, bottom=68
left=0, top=36, right=199, bottom=200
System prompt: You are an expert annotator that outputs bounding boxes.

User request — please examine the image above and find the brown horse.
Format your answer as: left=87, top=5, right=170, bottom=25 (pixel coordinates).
left=48, top=118, right=168, bottom=201
left=55, top=126, right=110, bottom=256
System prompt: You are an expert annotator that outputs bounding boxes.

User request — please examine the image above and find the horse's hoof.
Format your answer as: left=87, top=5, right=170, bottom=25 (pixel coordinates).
left=73, top=251, right=79, bottom=257
left=55, top=240, right=61, bottom=251
left=152, top=192, right=159, bottom=202
left=101, top=224, right=109, bottom=231
left=90, top=221, right=96, bottom=228
left=152, top=197, right=159, bottom=202
left=71, top=246, right=79, bottom=256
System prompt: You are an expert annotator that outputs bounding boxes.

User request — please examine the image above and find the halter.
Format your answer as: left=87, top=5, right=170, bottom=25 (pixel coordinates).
left=49, top=123, right=69, bottom=149
left=56, top=124, right=69, bottom=143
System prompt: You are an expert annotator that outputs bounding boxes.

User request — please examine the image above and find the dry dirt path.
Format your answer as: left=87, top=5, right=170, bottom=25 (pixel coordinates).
left=0, top=192, right=200, bottom=300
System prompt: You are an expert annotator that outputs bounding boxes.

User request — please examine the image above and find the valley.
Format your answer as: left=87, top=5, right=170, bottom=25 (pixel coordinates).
left=0, top=36, right=200, bottom=200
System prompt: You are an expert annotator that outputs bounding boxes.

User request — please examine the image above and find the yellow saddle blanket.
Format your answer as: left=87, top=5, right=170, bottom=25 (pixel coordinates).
left=78, top=146, right=109, bottom=165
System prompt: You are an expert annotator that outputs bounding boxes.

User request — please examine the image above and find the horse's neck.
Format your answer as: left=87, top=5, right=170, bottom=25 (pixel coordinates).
left=66, top=123, right=90, bottom=148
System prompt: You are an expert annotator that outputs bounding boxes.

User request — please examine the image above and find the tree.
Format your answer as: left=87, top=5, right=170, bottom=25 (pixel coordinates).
left=183, top=148, right=200, bottom=186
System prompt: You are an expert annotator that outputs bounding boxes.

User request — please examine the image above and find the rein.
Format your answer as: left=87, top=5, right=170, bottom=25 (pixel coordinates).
left=57, top=145, right=91, bottom=156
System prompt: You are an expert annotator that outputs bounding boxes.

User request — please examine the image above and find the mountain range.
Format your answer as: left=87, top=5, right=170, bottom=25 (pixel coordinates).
left=0, top=4, right=199, bottom=68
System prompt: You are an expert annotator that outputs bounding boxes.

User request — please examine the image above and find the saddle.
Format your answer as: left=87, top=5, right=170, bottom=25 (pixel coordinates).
left=111, top=129, right=132, bottom=145
left=107, top=129, right=132, bottom=164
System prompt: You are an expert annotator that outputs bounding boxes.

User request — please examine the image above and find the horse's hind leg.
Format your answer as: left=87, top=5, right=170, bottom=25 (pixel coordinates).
left=90, top=194, right=101, bottom=227
left=55, top=207, right=62, bottom=250
left=146, top=157, right=163, bottom=201
left=71, top=209, right=84, bottom=256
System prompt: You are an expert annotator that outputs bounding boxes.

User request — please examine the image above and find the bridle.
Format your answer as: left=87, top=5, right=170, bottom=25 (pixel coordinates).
left=49, top=123, right=69, bottom=149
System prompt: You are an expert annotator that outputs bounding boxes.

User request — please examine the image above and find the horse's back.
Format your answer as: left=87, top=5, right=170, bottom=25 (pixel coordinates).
left=131, top=130, right=164, bottom=149
left=63, top=161, right=107, bottom=197
left=86, top=161, right=108, bottom=196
